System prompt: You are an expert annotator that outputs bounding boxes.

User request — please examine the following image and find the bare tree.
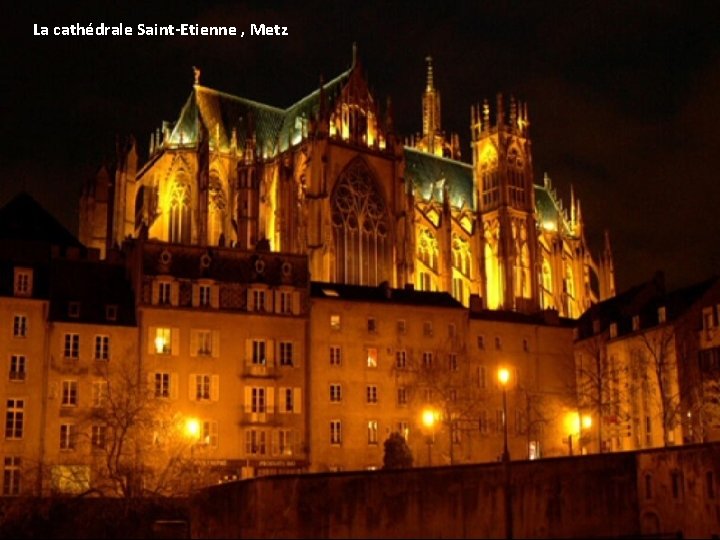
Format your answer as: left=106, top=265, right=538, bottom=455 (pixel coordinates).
left=74, top=353, right=199, bottom=497
left=633, top=325, right=680, bottom=446
left=575, top=334, right=627, bottom=452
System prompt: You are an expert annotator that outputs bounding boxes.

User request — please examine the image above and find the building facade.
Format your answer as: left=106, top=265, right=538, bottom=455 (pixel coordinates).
left=79, top=51, right=615, bottom=318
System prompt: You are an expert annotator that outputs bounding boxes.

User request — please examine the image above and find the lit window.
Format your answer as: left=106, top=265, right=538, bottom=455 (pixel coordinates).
left=367, top=348, right=378, bottom=368
left=195, top=374, right=211, bottom=400
left=397, top=421, right=409, bottom=440
left=91, top=425, right=107, bottom=449
left=448, top=353, right=458, bottom=371
left=202, top=420, right=219, bottom=447
left=63, top=334, right=80, bottom=359
left=397, top=387, right=407, bottom=405
left=367, top=420, right=378, bottom=445
left=252, top=340, right=266, bottom=365
left=330, top=420, right=342, bottom=445
left=61, top=381, right=78, bottom=407
left=632, top=315, right=640, bottom=331
left=330, top=314, right=341, bottom=331
left=397, top=320, right=406, bottom=334
left=59, top=424, right=76, bottom=451
left=94, top=335, right=110, bottom=360
left=13, top=315, right=27, bottom=338
left=5, top=399, right=24, bottom=439
left=658, top=306, right=667, bottom=324
left=2, top=456, right=21, bottom=496
left=9, top=355, right=26, bottom=381
left=366, top=385, right=378, bottom=404
left=154, top=327, right=171, bottom=355
left=329, top=346, right=341, bottom=366
left=14, top=268, right=32, bottom=297
left=330, top=383, right=342, bottom=402
left=609, top=323, right=617, bottom=338
left=367, top=317, right=377, bottom=333
left=68, top=302, right=80, bottom=318
left=395, top=350, right=407, bottom=369
left=279, top=342, right=294, bottom=366
left=154, top=373, right=170, bottom=398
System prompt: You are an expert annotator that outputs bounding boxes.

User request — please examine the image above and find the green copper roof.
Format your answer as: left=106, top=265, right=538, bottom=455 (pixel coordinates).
left=534, top=183, right=571, bottom=231
left=403, top=147, right=474, bottom=209
left=167, top=68, right=351, bottom=158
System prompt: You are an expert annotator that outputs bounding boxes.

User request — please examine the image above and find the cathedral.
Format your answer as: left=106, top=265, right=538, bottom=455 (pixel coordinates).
left=80, top=50, right=615, bottom=318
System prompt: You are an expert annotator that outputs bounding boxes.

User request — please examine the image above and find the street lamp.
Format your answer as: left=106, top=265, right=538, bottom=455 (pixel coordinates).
left=497, top=367, right=512, bottom=540
left=498, top=368, right=511, bottom=463
left=564, top=412, right=592, bottom=455
left=184, top=417, right=201, bottom=491
left=421, top=407, right=439, bottom=466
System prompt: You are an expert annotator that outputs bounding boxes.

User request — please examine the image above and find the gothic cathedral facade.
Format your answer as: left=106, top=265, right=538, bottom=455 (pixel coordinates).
left=80, top=52, right=615, bottom=318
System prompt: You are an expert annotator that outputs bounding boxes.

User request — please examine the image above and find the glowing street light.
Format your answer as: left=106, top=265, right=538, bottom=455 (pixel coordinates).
left=564, top=411, right=592, bottom=455
left=185, top=417, right=201, bottom=441
left=420, top=407, right=439, bottom=466
left=497, top=368, right=511, bottom=463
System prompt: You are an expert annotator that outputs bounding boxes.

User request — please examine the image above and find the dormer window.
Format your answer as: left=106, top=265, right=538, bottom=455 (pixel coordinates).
left=658, top=306, right=666, bottom=324
left=105, top=305, right=118, bottom=321
left=199, top=285, right=211, bottom=307
left=632, top=315, right=640, bottom=332
left=14, top=267, right=33, bottom=297
left=592, top=319, right=600, bottom=334
left=159, top=282, right=171, bottom=305
left=68, top=302, right=80, bottom=318
left=609, top=323, right=618, bottom=338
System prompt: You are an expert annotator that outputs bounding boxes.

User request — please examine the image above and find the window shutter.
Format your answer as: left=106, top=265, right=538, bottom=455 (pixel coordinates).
left=264, top=290, right=272, bottom=313
left=148, top=327, right=157, bottom=354
left=278, top=387, right=287, bottom=413
left=170, top=282, right=180, bottom=306
left=292, top=292, right=301, bottom=315
left=245, top=339, right=253, bottom=364
left=190, top=330, right=198, bottom=357
left=171, top=373, right=179, bottom=400
left=244, top=386, right=251, bottom=413
left=210, top=421, right=219, bottom=447
left=211, top=375, right=220, bottom=401
left=274, top=290, right=282, bottom=314
left=247, top=290, right=254, bottom=312
left=151, top=282, right=159, bottom=305
left=171, top=328, right=180, bottom=356
left=192, top=284, right=200, bottom=307
left=267, top=339, right=275, bottom=364
left=294, top=388, right=302, bottom=414
left=212, top=331, right=220, bottom=358
left=210, top=285, right=220, bottom=309
left=271, top=430, right=279, bottom=456
left=267, top=386, right=275, bottom=413
left=188, top=374, right=196, bottom=400
left=147, top=372, right=155, bottom=392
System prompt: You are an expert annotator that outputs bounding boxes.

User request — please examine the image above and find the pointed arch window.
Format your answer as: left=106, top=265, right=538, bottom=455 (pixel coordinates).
left=331, top=158, right=390, bottom=286
left=169, top=181, right=191, bottom=244
left=208, top=176, right=226, bottom=246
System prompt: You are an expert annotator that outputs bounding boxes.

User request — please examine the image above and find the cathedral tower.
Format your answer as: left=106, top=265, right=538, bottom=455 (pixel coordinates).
left=471, top=95, right=538, bottom=311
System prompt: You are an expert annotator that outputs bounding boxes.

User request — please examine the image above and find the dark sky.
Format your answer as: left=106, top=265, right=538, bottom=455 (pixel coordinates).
left=3, top=1, right=720, bottom=293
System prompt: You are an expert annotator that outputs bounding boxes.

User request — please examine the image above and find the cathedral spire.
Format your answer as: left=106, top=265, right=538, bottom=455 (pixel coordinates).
left=426, top=56, right=434, bottom=91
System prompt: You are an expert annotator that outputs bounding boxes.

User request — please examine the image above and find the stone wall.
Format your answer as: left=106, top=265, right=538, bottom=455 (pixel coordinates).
left=191, top=444, right=720, bottom=538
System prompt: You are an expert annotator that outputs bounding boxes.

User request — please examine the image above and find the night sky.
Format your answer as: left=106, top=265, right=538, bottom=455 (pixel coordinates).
left=3, top=1, right=720, bottom=294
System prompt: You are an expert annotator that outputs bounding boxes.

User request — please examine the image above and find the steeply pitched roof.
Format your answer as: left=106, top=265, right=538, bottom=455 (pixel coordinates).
left=166, top=68, right=352, bottom=159
left=0, top=192, right=83, bottom=248
left=404, top=147, right=474, bottom=209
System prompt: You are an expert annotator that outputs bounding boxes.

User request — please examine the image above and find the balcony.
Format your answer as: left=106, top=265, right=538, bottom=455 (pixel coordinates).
left=240, top=362, right=280, bottom=379
left=239, top=410, right=280, bottom=426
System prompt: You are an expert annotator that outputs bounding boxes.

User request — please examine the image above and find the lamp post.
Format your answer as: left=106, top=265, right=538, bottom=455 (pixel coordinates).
left=498, top=368, right=510, bottom=463
left=497, top=367, right=512, bottom=540
left=421, top=407, right=438, bottom=466
left=565, top=412, right=592, bottom=456
left=185, top=417, right=201, bottom=491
